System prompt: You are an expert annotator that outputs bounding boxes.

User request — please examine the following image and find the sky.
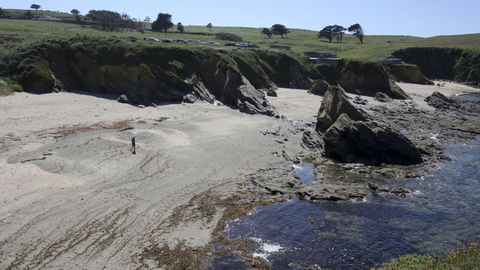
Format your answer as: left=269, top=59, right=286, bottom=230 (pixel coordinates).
left=1, top=0, right=479, bottom=37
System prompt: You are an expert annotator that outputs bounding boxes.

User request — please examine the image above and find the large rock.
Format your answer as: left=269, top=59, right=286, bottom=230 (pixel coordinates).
left=266, top=89, right=278, bottom=97
left=339, top=60, right=409, bottom=99
left=387, top=64, right=434, bottom=85
left=316, top=86, right=368, bottom=132
left=309, top=80, right=330, bottom=96
left=375, top=92, right=393, bottom=103
left=425, top=91, right=459, bottom=110
left=323, top=114, right=423, bottom=165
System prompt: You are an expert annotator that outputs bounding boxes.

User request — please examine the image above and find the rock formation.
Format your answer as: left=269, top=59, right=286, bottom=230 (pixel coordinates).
left=315, top=85, right=422, bottom=165
left=425, top=92, right=459, bottom=110
left=308, top=80, right=330, bottom=96
left=375, top=92, right=393, bottom=103
left=323, top=114, right=423, bottom=165
left=386, top=64, right=433, bottom=85
left=392, top=47, right=480, bottom=85
left=339, top=60, right=409, bottom=99
left=316, top=86, right=368, bottom=132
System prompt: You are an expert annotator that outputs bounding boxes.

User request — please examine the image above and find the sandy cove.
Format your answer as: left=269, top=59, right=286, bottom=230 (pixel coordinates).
left=0, top=82, right=479, bottom=269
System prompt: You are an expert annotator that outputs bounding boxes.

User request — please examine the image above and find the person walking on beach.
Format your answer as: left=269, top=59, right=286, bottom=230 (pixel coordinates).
left=130, top=137, right=136, bottom=154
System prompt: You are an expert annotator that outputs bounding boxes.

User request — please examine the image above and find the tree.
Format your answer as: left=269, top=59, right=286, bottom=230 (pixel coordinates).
left=206, top=23, right=213, bottom=32
left=71, top=9, right=80, bottom=15
left=332, top=25, right=346, bottom=43
left=177, top=22, right=185, bottom=33
left=318, top=25, right=334, bottom=42
left=86, top=10, right=123, bottom=31
left=0, top=8, right=4, bottom=18
left=151, top=13, right=173, bottom=32
left=75, top=14, right=83, bottom=26
left=348, top=23, right=365, bottom=44
left=271, top=24, right=290, bottom=38
left=30, top=4, right=41, bottom=11
left=261, top=28, right=272, bottom=39
left=144, top=16, right=151, bottom=23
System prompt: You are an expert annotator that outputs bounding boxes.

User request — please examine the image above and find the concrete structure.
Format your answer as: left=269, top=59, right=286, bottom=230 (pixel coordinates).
left=304, top=52, right=341, bottom=66
left=380, top=57, right=403, bottom=66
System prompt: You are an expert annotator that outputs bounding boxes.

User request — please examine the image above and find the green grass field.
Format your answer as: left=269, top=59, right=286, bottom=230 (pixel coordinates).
left=1, top=9, right=480, bottom=61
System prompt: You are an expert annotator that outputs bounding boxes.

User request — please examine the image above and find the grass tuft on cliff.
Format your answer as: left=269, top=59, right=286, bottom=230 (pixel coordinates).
left=376, top=242, right=480, bottom=270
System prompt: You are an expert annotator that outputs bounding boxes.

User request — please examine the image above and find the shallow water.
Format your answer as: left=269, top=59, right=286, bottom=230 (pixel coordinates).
left=453, top=93, right=480, bottom=103
left=293, top=163, right=316, bottom=184
left=209, top=139, right=480, bottom=269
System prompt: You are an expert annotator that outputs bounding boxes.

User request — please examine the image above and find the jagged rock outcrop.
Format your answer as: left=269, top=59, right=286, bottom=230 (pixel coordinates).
left=323, top=114, right=423, bottom=165
left=386, top=64, right=433, bottom=85
left=315, top=85, right=422, bottom=165
left=339, top=60, right=409, bottom=99
left=308, top=80, right=330, bottom=96
left=316, top=86, right=368, bottom=132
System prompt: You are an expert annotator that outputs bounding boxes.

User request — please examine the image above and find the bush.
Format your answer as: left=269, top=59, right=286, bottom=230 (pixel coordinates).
left=215, top=32, right=243, bottom=42
left=376, top=242, right=480, bottom=270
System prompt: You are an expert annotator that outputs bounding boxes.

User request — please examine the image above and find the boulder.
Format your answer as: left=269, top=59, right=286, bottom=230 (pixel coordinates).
left=387, top=64, right=434, bottom=85
left=309, top=80, right=330, bottom=96
left=339, top=60, right=409, bottom=99
left=323, top=114, right=423, bottom=165
left=182, top=93, right=197, bottom=103
left=375, top=92, right=393, bottom=103
left=425, top=92, right=458, bottom=110
left=117, top=94, right=129, bottom=104
left=316, top=86, right=368, bottom=132
left=266, top=89, right=278, bottom=97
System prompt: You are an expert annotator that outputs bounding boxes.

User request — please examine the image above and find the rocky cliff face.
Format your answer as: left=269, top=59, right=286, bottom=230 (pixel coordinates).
left=338, top=60, right=410, bottom=99
left=386, top=64, right=433, bottom=85
left=315, top=86, right=422, bottom=165
left=2, top=37, right=315, bottom=115
left=392, top=47, right=480, bottom=86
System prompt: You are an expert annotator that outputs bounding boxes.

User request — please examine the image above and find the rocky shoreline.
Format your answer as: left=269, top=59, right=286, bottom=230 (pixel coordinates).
left=139, top=81, right=480, bottom=269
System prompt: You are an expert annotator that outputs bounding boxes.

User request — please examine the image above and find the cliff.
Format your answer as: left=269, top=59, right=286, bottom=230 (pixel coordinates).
left=0, top=36, right=316, bottom=115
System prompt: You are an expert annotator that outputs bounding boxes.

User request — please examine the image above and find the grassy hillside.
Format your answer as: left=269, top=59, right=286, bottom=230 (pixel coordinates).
left=1, top=10, right=480, bottom=61
left=3, top=9, right=78, bottom=20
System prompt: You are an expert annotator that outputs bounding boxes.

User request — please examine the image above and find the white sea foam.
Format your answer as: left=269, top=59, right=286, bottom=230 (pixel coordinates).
left=430, top=133, right=440, bottom=144
left=250, top=237, right=283, bottom=261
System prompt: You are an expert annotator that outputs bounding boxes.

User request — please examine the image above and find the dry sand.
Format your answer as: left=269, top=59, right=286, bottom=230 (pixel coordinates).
left=0, top=82, right=478, bottom=269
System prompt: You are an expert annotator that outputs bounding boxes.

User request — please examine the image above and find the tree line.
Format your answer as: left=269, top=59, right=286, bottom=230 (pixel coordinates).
left=150, top=12, right=213, bottom=34
left=261, top=24, right=290, bottom=39
left=319, top=24, right=364, bottom=44
left=0, top=4, right=366, bottom=44
left=260, top=23, right=365, bottom=44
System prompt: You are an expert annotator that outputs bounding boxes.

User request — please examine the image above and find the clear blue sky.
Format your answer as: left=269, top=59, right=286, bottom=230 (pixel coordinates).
left=1, top=0, right=479, bottom=37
